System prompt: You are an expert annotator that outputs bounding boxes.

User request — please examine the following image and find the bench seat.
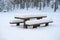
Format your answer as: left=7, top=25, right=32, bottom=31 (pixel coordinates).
left=25, top=18, right=53, bottom=28
left=10, top=19, right=24, bottom=26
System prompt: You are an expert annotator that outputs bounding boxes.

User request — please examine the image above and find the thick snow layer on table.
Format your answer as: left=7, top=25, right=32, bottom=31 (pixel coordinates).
left=0, top=8, right=60, bottom=40
left=26, top=18, right=53, bottom=25
left=15, top=14, right=47, bottom=18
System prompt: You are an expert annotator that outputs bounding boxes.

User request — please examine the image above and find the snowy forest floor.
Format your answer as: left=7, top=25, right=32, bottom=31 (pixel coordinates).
left=0, top=7, right=60, bottom=40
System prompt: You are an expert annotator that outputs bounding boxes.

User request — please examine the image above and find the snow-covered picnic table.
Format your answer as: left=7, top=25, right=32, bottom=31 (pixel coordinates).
left=14, top=14, right=47, bottom=28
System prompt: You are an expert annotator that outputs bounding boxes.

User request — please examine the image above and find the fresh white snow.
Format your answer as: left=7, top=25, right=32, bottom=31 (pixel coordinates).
left=0, top=7, right=60, bottom=40
left=10, top=19, right=24, bottom=24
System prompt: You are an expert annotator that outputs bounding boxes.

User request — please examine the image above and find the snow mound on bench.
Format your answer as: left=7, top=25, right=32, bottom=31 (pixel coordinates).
left=26, top=18, right=53, bottom=25
left=10, top=19, right=24, bottom=23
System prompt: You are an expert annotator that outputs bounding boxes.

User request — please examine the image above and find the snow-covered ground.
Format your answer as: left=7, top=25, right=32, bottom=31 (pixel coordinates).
left=0, top=7, right=60, bottom=40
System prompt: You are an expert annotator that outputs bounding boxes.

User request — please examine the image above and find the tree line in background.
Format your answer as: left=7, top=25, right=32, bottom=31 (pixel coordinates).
left=0, top=0, right=60, bottom=12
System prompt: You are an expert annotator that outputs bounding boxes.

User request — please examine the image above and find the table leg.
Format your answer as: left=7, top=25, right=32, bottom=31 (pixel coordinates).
left=16, top=23, right=20, bottom=26
left=24, top=19, right=30, bottom=28
left=37, top=17, right=42, bottom=27
left=24, top=22, right=27, bottom=28
left=45, top=23, right=49, bottom=26
left=33, top=25, right=38, bottom=28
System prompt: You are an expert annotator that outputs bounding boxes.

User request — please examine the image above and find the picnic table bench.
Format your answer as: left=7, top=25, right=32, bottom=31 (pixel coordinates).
left=25, top=18, right=53, bottom=28
left=10, top=19, right=24, bottom=26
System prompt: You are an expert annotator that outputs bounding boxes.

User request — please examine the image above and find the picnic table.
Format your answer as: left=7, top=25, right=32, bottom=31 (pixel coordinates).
left=15, top=14, right=47, bottom=28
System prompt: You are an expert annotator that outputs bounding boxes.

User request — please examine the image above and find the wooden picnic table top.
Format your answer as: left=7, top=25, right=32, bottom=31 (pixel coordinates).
left=15, top=14, right=47, bottom=19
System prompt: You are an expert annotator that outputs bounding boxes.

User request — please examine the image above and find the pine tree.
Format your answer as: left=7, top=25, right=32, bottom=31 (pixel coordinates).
left=43, top=0, right=46, bottom=9
left=26, top=0, right=30, bottom=10
left=39, top=0, right=41, bottom=10
left=39, top=2, right=41, bottom=10
left=34, top=0, right=39, bottom=9
left=54, top=0, right=58, bottom=12
left=31, top=0, right=34, bottom=8
left=58, top=0, right=60, bottom=4
left=0, top=0, right=4, bottom=12
left=47, top=0, right=50, bottom=7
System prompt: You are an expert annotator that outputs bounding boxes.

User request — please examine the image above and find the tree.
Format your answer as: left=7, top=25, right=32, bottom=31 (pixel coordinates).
left=39, top=2, right=41, bottom=10
left=43, top=0, right=46, bottom=9
left=54, top=0, right=58, bottom=12
left=39, top=0, right=41, bottom=10
left=47, top=0, right=50, bottom=7
left=0, top=0, right=5, bottom=12
left=34, top=0, right=39, bottom=8
left=26, top=0, right=30, bottom=10
left=58, top=0, right=60, bottom=5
